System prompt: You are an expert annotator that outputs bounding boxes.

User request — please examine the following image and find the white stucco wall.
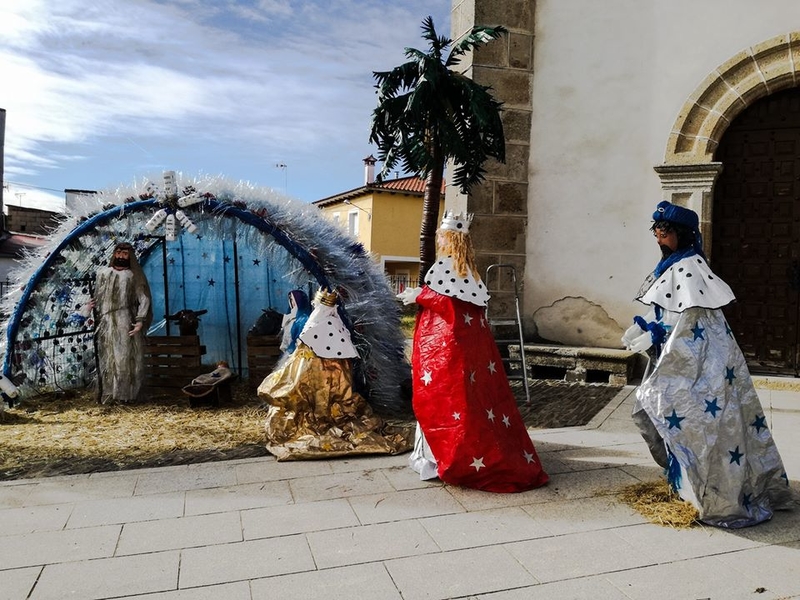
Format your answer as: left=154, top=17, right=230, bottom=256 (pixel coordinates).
left=526, top=0, right=800, bottom=343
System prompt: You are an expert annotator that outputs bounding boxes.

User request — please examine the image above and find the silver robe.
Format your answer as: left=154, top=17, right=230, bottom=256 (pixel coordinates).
left=631, top=254, right=795, bottom=528
left=95, top=267, right=152, bottom=403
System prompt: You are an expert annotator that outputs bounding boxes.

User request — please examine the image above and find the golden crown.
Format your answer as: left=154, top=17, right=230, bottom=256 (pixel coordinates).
left=440, top=210, right=473, bottom=233
left=314, top=288, right=338, bottom=307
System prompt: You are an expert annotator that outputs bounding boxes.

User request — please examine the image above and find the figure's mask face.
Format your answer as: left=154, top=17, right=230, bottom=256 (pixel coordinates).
left=112, top=248, right=131, bottom=268
left=653, top=226, right=678, bottom=258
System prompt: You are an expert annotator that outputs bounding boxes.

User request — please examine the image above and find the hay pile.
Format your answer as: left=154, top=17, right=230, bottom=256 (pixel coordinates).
left=618, top=479, right=699, bottom=528
left=0, top=383, right=270, bottom=480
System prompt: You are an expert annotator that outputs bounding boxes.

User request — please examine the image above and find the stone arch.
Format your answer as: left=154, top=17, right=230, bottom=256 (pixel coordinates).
left=655, top=32, right=800, bottom=252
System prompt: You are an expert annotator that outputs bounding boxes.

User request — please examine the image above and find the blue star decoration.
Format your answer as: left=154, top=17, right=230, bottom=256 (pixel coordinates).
left=253, top=259, right=261, bottom=266
left=725, top=366, right=736, bottom=385
left=729, top=445, right=743, bottom=465
left=704, top=397, right=721, bottom=417
left=665, top=409, right=685, bottom=430
left=750, top=414, right=768, bottom=434
left=208, top=279, right=215, bottom=287
left=691, top=322, right=705, bottom=340
left=223, top=255, right=231, bottom=263
left=725, top=322, right=733, bottom=337
left=742, top=493, right=752, bottom=510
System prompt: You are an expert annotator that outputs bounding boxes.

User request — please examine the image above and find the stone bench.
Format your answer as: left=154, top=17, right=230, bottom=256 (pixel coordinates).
left=509, top=344, right=638, bottom=386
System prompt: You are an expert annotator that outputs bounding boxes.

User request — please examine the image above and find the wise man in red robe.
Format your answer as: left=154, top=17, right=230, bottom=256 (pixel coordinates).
left=398, top=212, right=549, bottom=493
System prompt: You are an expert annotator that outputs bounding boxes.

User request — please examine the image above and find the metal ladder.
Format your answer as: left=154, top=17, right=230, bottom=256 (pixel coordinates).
left=484, top=264, right=530, bottom=404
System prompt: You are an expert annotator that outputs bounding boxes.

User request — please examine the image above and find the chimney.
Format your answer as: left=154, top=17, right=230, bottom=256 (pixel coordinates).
left=363, top=154, right=377, bottom=185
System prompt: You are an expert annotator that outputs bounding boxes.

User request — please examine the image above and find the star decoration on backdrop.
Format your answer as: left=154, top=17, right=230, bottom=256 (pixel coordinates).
left=253, top=259, right=261, bottom=266
left=421, top=370, right=433, bottom=386
left=665, top=409, right=685, bottom=430
left=463, top=313, right=473, bottom=326
left=140, top=171, right=210, bottom=241
left=729, top=445, right=743, bottom=465
left=704, top=398, right=721, bottom=418
left=725, top=367, right=736, bottom=384
left=223, top=256, right=231, bottom=263
left=208, top=279, right=215, bottom=287
left=750, top=414, right=767, bottom=433
left=470, top=457, right=485, bottom=472
left=691, top=322, right=705, bottom=340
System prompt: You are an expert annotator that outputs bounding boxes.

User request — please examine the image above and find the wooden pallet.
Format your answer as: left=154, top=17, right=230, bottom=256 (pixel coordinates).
left=144, top=335, right=207, bottom=394
left=247, top=334, right=282, bottom=387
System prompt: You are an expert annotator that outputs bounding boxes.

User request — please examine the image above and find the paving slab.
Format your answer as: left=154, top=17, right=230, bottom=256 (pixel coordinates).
left=241, top=497, right=360, bottom=540
left=249, top=563, right=403, bottom=600
left=30, top=551, right=180, bottom=600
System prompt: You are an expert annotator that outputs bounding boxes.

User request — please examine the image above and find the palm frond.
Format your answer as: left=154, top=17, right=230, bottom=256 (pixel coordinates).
left=446, top=25, right=507, bottom=68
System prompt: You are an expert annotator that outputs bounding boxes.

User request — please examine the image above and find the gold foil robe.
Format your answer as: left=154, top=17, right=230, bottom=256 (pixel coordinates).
left=258, top=343, right=412, bottom=461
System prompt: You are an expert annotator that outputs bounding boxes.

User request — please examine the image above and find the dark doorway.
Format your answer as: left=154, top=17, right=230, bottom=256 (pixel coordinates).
left=712, top=86, right=800, bottom=374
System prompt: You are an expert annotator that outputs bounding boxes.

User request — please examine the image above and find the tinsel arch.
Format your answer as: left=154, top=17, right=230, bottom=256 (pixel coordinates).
left=0, top=174, right=410, bottom=415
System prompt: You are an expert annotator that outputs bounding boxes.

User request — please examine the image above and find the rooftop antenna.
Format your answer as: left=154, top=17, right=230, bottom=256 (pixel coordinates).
left=275, top=163, right=288, bottom=195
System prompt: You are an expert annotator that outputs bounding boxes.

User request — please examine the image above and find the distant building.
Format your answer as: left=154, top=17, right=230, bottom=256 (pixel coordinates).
left=314, top=156, right=445, bottom=292
left=4, top=205, right=62, bottom=235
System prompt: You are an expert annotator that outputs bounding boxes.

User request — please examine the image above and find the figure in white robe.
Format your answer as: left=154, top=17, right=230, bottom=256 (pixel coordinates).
left=93, top=243, right=152, bottom=404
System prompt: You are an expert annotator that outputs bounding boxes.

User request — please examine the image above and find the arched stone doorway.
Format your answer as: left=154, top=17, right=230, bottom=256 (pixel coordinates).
left=712, top=87, right=800, bottom=373
left=656, top=32, right=800, bottom=374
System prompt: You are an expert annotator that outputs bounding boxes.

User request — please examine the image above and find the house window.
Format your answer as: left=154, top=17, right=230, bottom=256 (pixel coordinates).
left=348, top=210, right=359, bottom=237
left=332, top=212, right=341, bottom=227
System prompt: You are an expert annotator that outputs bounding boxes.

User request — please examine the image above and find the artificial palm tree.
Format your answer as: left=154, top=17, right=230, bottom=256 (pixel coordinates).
left=369, top=16, right=507, bottom=281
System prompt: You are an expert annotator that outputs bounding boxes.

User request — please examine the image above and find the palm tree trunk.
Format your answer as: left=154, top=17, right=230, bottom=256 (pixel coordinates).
left=419, top=150, right=444, bottom=283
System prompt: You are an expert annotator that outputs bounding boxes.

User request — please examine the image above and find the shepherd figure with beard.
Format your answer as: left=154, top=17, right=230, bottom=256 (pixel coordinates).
left=623, top=201, right=795, bottom=527
left=92, top=242, right=153, bottom=404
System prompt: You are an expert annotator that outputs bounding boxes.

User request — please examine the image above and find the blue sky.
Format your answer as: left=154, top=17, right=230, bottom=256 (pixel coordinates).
left=0, top=0, right=451, bottom=213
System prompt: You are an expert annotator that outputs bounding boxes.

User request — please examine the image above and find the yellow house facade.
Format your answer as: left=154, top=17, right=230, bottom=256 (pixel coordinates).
left=314, top=158, right=444, bottom=292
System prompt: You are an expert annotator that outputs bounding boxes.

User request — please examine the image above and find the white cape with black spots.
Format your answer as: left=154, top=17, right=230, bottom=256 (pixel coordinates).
left=637, top=255, right=735, bottom=311
left=425, top=256, right=489, bottom=307
left=299, top=303, right=358, bottom=359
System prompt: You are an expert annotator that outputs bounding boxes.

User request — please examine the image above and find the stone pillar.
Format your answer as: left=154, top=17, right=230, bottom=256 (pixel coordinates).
left=449, top=0, right=535, bottom=323
left=653, top=163, right=724, bottom=258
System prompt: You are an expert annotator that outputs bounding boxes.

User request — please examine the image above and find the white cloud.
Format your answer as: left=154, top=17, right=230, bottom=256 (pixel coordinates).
left=0, top=0, right=451, bottom=201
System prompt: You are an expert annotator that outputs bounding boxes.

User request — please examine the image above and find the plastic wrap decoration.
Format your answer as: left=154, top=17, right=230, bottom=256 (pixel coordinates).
left=0, top=174, right=410, bottom=415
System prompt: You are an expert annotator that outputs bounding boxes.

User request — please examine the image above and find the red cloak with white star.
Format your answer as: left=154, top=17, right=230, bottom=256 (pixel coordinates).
left=412, top=286, right=549, bottom=492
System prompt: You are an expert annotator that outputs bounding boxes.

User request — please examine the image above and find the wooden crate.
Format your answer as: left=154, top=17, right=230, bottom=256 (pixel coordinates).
left=144, top=335, right=207, bottom=394
left=247, top=334, right=282, bottom=387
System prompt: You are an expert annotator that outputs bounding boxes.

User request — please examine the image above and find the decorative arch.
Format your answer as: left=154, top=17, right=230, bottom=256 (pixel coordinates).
left=0, top=175, right=409, bottom=414
left=655, top=32, right=800, bottom=250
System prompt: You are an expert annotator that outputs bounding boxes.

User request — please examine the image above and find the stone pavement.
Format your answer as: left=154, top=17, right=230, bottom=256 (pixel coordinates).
left=1, top=379, right=799, bottom=600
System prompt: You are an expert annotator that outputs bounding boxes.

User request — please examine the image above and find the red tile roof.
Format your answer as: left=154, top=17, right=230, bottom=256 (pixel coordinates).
left=314, top=175, right=444, bottom=207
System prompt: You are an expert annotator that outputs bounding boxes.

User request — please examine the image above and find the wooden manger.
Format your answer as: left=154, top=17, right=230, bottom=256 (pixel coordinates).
left=246, top=334, right=282, bottom=388
left=144, top=335, right=207, bottom=397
